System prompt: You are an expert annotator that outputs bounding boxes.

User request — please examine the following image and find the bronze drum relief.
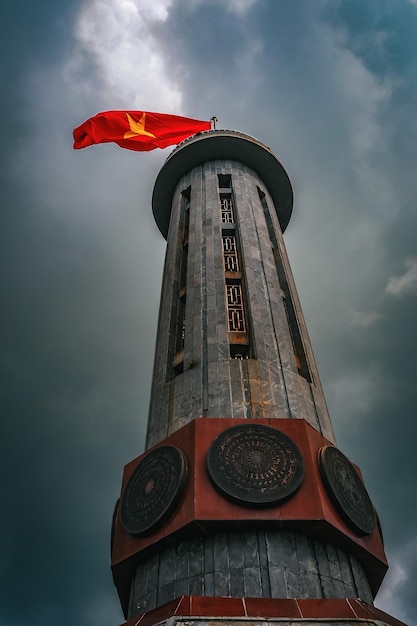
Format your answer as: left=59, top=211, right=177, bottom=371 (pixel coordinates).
left=318, top=445, right=376, bottom=536
left=207, top=424, right=304, bottom=506
left=120, top=445, right=188, bottom=535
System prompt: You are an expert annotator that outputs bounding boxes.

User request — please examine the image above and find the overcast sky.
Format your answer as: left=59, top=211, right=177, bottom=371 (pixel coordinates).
left=1, top=1, right=417, bottom=625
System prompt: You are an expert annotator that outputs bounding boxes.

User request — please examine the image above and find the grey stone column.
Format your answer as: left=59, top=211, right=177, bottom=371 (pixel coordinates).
left=146, top=158, right=334, bottom=449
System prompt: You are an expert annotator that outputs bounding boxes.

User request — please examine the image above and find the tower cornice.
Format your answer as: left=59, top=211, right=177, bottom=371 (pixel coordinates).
left=152, top=130, right=293, bottom=239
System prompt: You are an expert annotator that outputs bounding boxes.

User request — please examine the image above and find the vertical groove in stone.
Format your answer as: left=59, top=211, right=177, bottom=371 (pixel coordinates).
left=325, top=543, right=346, bottom=598
left=146, top=552, right=159, bottom=613
left=204, top=534, right=214, bottom=596
left=265, top=529, right=287, bottom=597
left=213, top=532, right=230, bottom=596
left=229, top=532, right=245, bottom=597
left=257, top=531, right=271, bottom=597
left=350, top=553, right=373, bottom=603
left=283, top=531, right=302, bottom=598
left=201, top=167, right=209, bottom=416
left=243, top=531, right=261, bottom=597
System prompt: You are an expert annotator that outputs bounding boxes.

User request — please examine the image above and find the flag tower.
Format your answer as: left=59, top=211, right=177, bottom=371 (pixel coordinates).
left=110, top=130, right=405, bottom=626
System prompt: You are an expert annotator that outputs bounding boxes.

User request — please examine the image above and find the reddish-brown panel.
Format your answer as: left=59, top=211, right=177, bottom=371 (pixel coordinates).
left=190, top=596, right=246, bottom=617
left=297, top=598, right=356, bottom=618
left=244, top=597, right=301, bottom=618
left=118, top=596, right=407, bottom=626
left=111, top=417, right=387, bottom=603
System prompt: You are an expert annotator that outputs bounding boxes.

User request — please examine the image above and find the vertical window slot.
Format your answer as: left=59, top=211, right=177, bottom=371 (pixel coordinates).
left=258, top=188, right=312, bottom=382
left=218, top=175, right=252, bottom=359
left=171, top=187, right=191, bottom=378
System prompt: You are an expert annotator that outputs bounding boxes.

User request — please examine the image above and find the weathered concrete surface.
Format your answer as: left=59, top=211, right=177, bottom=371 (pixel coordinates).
left=129, top=529, right=372, bottom=616
left=146, top=160, right=334, bottom=449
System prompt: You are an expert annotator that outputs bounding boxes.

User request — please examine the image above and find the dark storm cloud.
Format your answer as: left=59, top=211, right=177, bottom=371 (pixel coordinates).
left=1, top=1, right=417, bottom=625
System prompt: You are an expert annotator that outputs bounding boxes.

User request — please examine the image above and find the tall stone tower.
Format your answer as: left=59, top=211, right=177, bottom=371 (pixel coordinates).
left=111, top=131, right=405, bottom=626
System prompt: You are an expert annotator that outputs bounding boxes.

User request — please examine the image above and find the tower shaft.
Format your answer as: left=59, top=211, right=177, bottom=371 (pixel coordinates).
left=147, top=156, right=334, bottom=448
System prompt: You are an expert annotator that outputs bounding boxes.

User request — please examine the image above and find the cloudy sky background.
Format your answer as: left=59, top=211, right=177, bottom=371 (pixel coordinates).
left=1, top=1, right=417, bottom=624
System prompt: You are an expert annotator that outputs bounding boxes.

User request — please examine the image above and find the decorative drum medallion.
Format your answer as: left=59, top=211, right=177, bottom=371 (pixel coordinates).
left=120, top=445, right=188, bottom=535
left=207, top=424, right=304, bottom=506
left=318, top=445, right=376, bottom=536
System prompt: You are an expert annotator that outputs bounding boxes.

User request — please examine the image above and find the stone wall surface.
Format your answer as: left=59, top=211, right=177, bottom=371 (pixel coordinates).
left=146, top=161, right=334, bottom=449
left=128, top=530, right=372, bottom=616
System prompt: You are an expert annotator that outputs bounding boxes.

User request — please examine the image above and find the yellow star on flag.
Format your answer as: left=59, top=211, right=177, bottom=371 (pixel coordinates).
left=123, top=112, right=156, bottom=139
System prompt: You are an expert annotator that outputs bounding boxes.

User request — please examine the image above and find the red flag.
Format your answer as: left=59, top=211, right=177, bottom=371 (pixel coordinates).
left=73, top=111, right=211, bottom=151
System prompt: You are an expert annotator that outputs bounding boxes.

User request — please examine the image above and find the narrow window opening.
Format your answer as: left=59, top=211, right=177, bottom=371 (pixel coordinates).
left=230, top=344, right=249, bottom=360
left=174, top=362, right=184, bottom=377
left=179, top=244, right=188, bottom=292
left=219, top=175, right=252, bottom=359
left=219, top=174, right=234, bottom=224
left=175, top=294, right=186, bottom=355
left=170, top=187, right=190, bottom=378
left=182, top=187, right=190, bottom=246
left=218, top=174, right=231, bottom=189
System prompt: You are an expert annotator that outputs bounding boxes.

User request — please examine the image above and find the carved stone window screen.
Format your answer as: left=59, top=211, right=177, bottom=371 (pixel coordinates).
left=226, top=284, right=246, bottom=332
left=223, top=236, right=240, bottom=272
left=221, top=196, right=234, bottom=223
